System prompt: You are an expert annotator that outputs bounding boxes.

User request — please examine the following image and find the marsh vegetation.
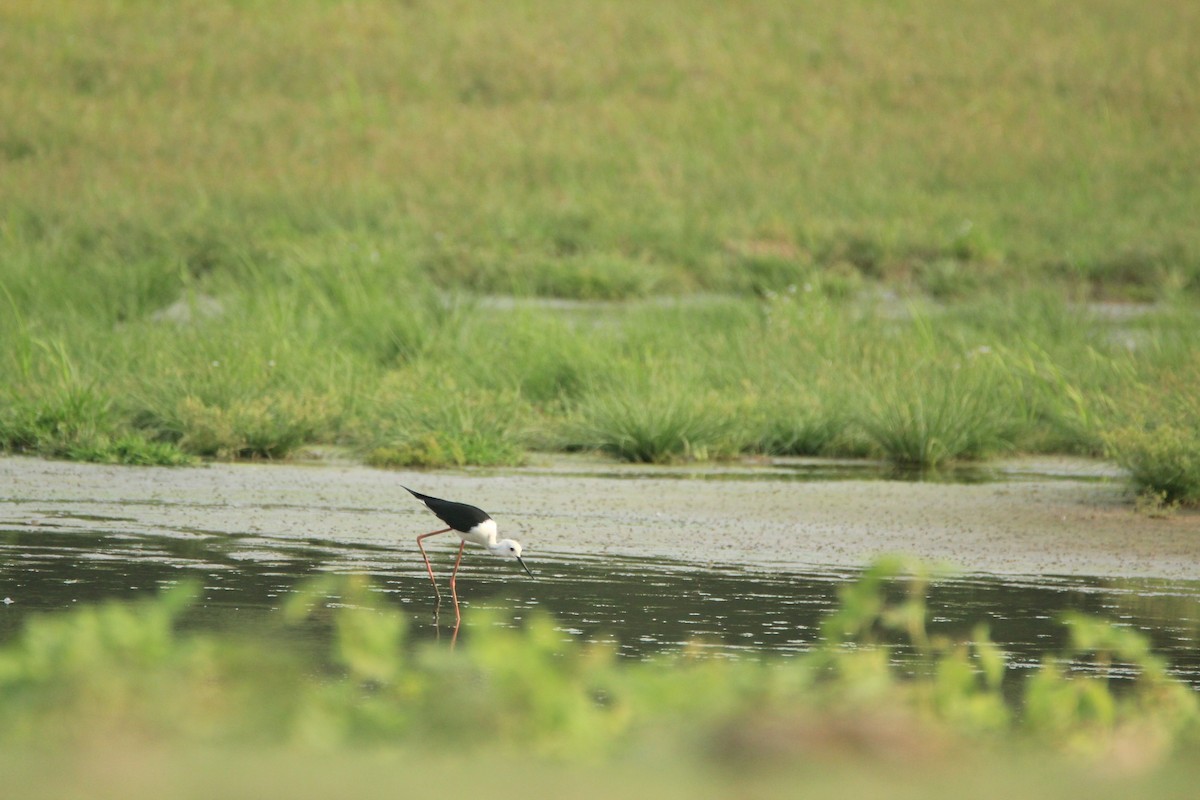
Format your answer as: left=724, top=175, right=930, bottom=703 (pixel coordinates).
left=2, top=1, right=1198, bottom=501
left=4, top=280, right=1199, bottom=501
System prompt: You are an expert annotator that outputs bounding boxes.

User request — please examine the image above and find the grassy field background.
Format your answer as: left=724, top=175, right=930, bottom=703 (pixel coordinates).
left=2, top=0, right=1199, bottom=501
left=3, top=0, right=1199, bottom=299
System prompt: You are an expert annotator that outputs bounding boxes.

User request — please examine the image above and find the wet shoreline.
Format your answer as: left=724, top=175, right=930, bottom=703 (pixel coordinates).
left=1, top=453, right=1196, bottom=580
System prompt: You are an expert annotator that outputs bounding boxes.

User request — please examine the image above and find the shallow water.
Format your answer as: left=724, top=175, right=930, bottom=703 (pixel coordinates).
left=2, top=524, right=1198, bottom=688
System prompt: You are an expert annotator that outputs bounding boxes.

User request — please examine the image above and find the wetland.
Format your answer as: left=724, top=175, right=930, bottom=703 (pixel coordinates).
left=3, top=1, right=1200, bottom=794
left=3, top=454, right=1197, bottom=683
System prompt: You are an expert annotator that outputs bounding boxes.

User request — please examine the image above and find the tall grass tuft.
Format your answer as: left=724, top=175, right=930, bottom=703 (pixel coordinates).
left=995, top=341, right=1123, bottom=456
left=454, top=308, right=612, bottom=408
left=854, top=346, right=1020, bottom=469
left=359, top=375, right=528, bottom=468
left=1103, top=381, right=1200, bottom=506
left=0, top=389, right=193, bottom=466
left=170, top=395, right=338, bottom=460
left=568, top=383, right=739, bottom=464
left=742, top=391, right=855, bottom=458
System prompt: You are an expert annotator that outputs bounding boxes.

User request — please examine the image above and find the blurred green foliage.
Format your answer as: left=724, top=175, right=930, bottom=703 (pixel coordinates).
left=1, top=560, right=1195, bottom=770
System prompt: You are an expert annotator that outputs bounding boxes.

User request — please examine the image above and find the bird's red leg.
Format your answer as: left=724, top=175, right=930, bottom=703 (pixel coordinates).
left=416, top=527, right=452, bottom=603
left=449, top=538, right=467, bottom=626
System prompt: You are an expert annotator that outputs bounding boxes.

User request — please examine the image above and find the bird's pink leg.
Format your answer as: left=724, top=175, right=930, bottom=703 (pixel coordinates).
left=416, top=527, right=452, bottom=603
left=449, top=538, right=467, bottom=626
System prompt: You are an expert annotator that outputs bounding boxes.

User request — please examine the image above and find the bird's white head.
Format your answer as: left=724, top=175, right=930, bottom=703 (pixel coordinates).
left=492, top=538, right=523, bottom=559
left=489, top=538, right=534, bottom=578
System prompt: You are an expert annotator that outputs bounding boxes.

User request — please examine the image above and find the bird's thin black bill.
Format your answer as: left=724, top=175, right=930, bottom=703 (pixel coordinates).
left=517, top=556, right=534, bottom=578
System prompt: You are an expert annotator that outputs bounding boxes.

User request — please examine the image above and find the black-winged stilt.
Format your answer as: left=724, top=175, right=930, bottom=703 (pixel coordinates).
left=406, top=487, right=532, bottom=625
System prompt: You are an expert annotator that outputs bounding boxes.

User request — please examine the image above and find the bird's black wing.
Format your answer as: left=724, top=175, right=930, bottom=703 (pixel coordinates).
left=404, top=487, right=492, bottom=532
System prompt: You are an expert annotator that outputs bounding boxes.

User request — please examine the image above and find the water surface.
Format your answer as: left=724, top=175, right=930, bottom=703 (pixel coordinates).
left=2, top=523, right=1197, bottom=688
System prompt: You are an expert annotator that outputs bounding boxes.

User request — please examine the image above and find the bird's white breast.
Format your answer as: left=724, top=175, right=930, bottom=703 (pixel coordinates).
left=460, top=518, right=498, bottom=547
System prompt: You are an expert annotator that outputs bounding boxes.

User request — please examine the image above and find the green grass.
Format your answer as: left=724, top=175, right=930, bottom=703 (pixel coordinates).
left=4, top=273, right=1199, bottom=499
left=1, top=0, right=1199, bottom=502
left=2, top=0, right=1199, bottom=301
left=359, top=378, right=529, bottom=469
left=1107, top=424, right=1200, bottom=507
left=1103, top=359, right=1200, bottom=505
left=569, top=385, right=741, bottom=464
left=0, top=382, right=195, bottom=466
left=852, top=321, right=1022, bottom=468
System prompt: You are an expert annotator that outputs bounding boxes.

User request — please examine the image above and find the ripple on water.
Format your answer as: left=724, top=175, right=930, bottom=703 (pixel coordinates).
left=1, top=525, right=1199, bottom=689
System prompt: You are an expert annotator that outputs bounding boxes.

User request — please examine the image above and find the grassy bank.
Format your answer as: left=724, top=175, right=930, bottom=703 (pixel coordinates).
left=3, top=280, right=1200, bottom=500
left=1, top=561, right=1197, bottom=798
left=2, top=1, right=1199, bottom=501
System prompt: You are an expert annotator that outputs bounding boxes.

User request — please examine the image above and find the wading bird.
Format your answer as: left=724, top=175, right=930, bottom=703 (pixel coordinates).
left=406, top=487, right=532, bottom=625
